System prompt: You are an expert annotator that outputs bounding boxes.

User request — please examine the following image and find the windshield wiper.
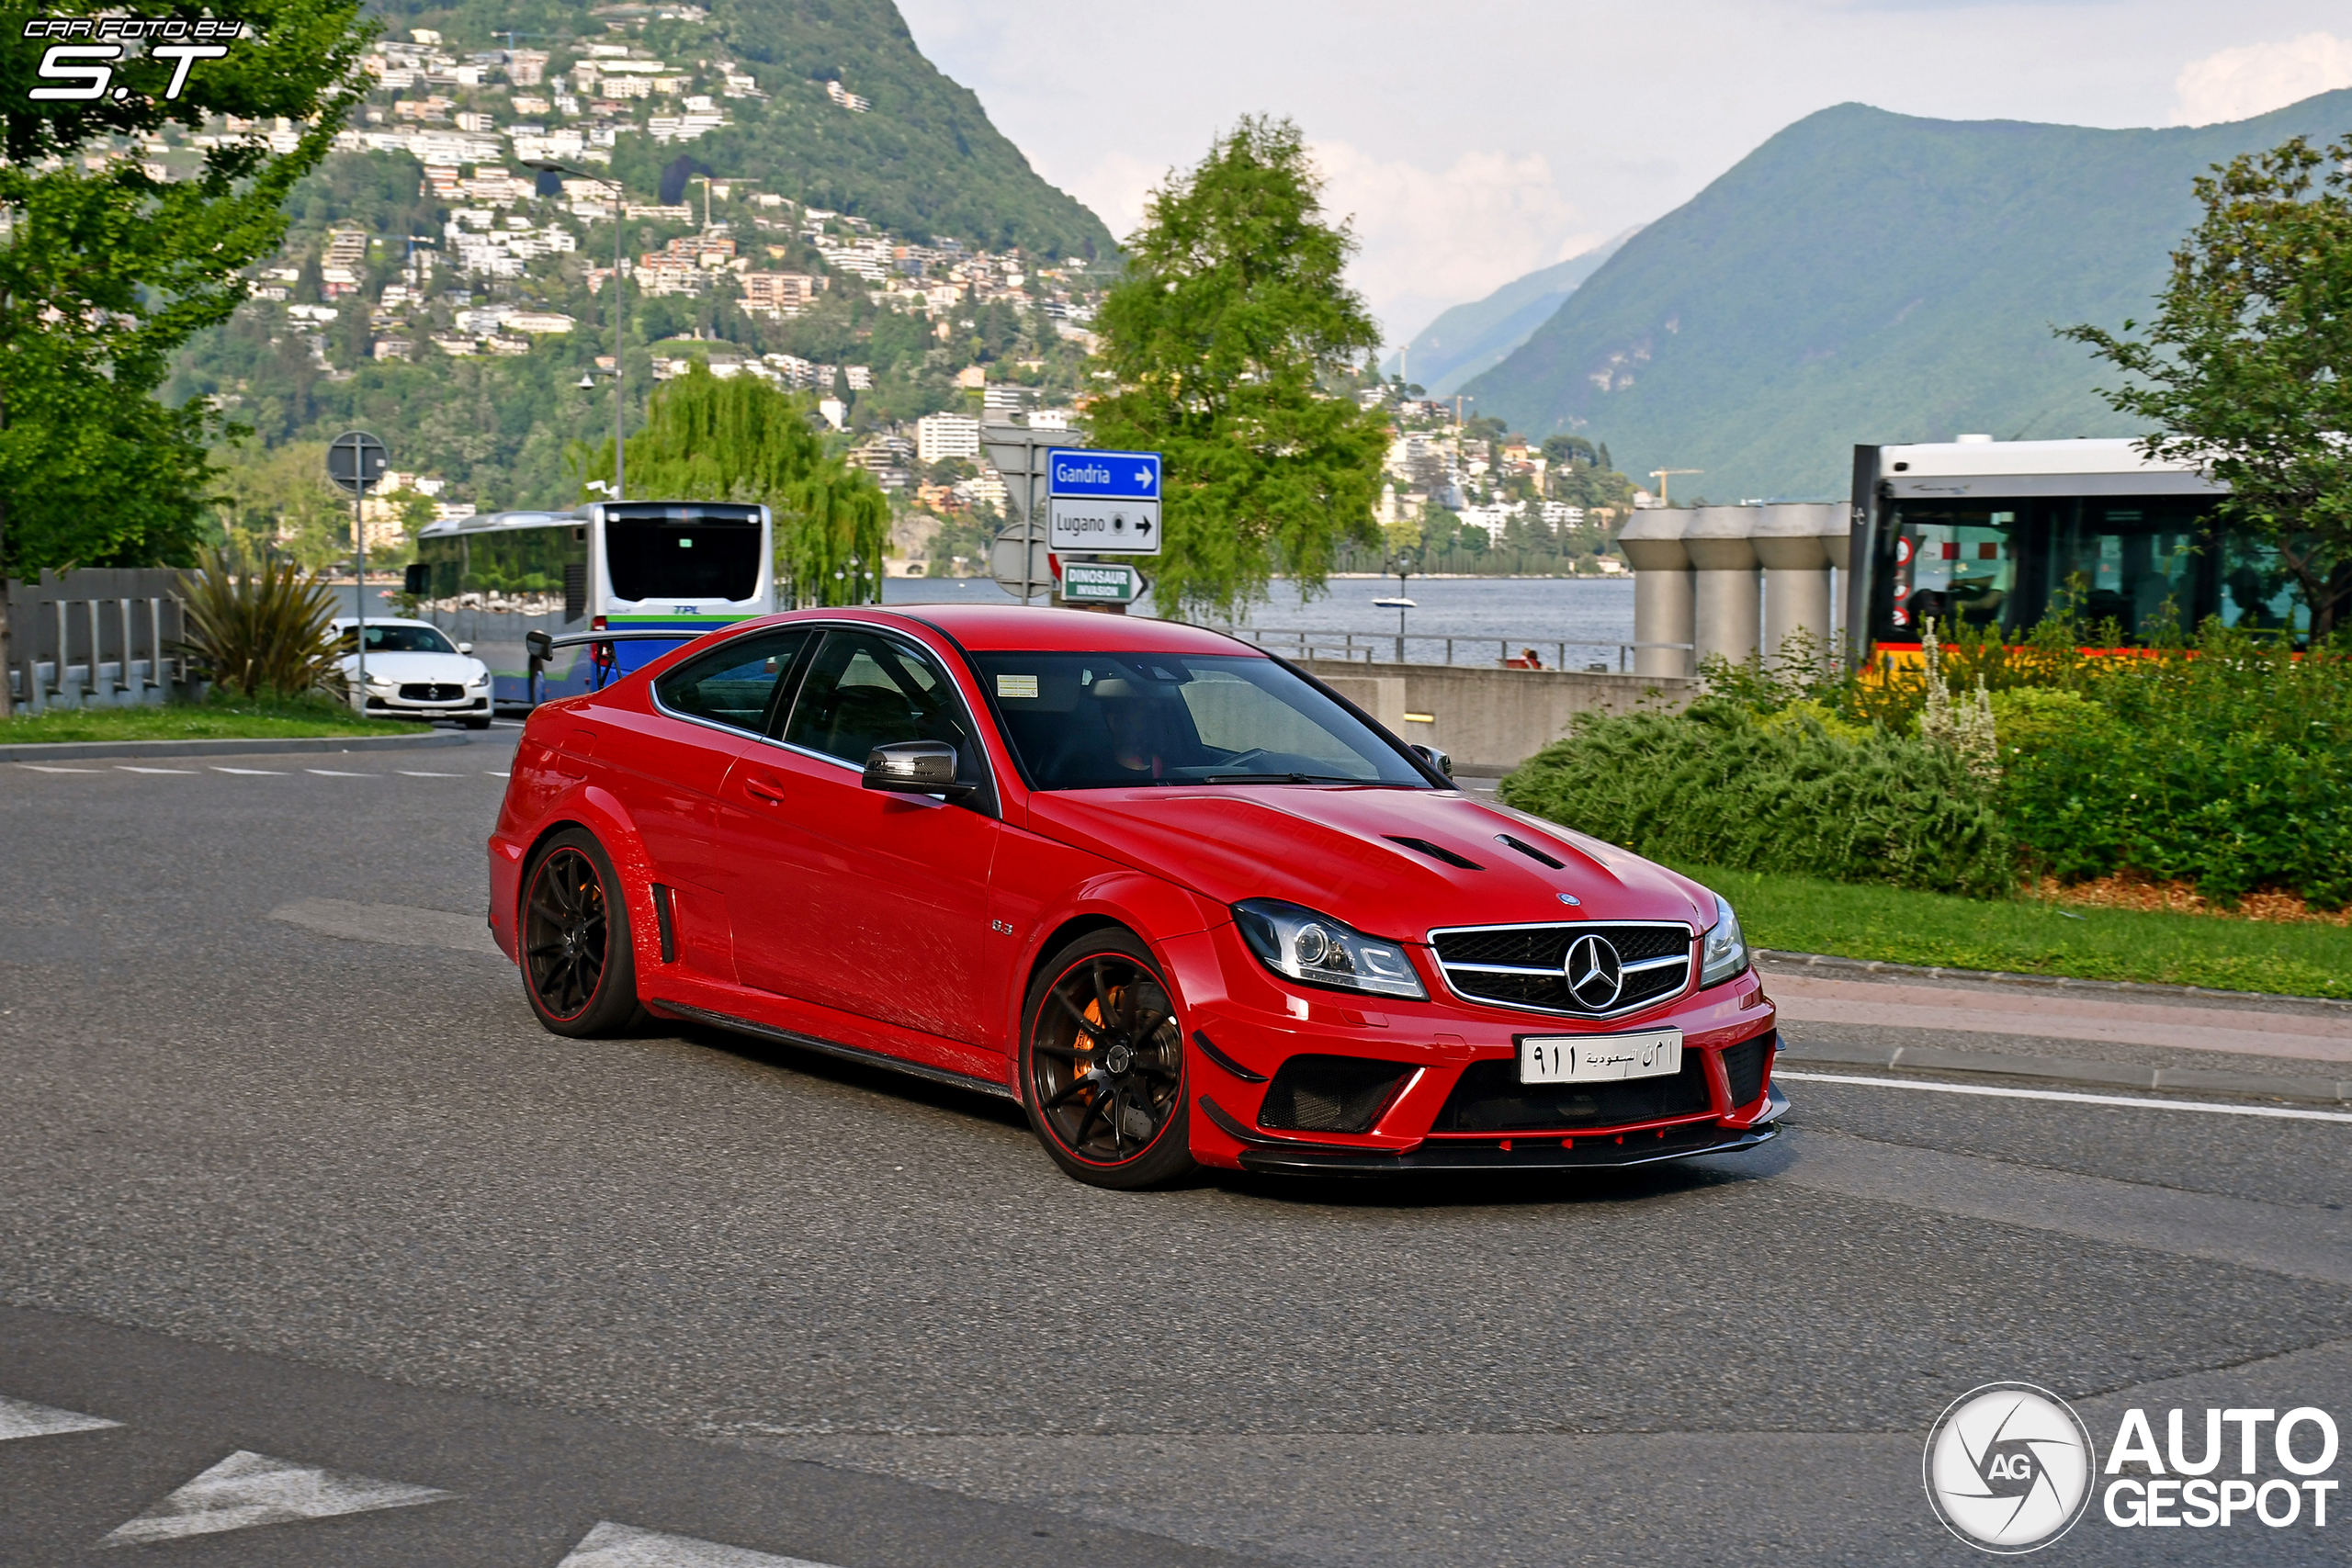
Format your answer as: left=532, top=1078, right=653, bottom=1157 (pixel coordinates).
left=1198, top=772, right=1365, bottom=784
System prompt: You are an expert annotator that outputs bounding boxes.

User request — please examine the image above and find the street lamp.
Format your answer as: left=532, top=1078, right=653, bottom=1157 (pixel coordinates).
left=523, top=158, right=627, bottom=501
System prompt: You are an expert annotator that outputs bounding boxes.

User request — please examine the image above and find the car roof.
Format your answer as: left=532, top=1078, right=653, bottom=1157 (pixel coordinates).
left=874, top=604, right=1261, bottom=657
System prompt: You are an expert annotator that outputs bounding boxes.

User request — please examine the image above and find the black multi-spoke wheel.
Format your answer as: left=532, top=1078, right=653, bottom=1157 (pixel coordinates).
left=520, top=828, right=642, bottom=1037
left=1019, top=931, right=1194, bottom=1189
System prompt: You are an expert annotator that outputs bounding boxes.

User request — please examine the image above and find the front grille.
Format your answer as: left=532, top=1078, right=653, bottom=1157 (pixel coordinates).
left=1258, top=1055, right=1414, bottom=1134
left=1429, top=921, right=1691, bottom=1018
left=1722, top=1032, right=1771, bottom=1109
left=399, top=682, right=466, bottom=702
left=1430, top=1055, right=1711, bottom=1134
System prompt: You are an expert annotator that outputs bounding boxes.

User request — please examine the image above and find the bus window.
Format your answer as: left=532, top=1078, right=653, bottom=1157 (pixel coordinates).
left=2058, top=502, right=2203, bottom=639
left=2216, top=536, right=2313, bottom=637
left=1891, top=506, right=2019, bottom=635
left=606, top=513, right=763, bottom=603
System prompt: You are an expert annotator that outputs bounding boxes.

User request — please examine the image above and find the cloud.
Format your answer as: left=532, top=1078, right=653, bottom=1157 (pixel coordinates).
left=2172, top=31, right=2352, bottom=125
left=1306, top=142, right=1604, bottom=343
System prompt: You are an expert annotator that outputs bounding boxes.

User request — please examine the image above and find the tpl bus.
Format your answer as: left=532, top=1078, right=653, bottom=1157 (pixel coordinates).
left=1846, top=436, right=2312, bottom=657
left=407, top=501, right=775, bottom=705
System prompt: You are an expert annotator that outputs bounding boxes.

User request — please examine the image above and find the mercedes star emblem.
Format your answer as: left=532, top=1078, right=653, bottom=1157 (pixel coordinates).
left=1563, top=932, right=1624, bottom=1010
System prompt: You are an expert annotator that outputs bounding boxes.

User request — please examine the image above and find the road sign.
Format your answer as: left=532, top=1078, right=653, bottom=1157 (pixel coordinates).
left=326, top=431, right=389, bottom=496
left=1047, top=497, right=1159, bottom=555
left=1061, top=560, right=1146, bottom=604
left=989, top=516, right=1051, bottom=601
left=1047, top=448, right=1159, bottom=502
left=1046, top=446, right=1161, bottom=555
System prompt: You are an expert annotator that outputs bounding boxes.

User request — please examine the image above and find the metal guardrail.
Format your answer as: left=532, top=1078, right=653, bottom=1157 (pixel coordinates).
left=1229, top=627, right=1694, bottom=672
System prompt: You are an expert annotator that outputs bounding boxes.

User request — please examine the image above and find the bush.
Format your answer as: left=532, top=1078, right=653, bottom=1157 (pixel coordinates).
left=1498, top=702, right=2015, bottom=897
left=1999, top=630, right=2352, bottom=908
left=177, top=546, right=345, bottom=700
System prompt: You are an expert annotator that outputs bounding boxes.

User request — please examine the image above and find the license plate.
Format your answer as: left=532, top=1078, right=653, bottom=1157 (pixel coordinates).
left=1518, top=1029, right=1682, bottom=1085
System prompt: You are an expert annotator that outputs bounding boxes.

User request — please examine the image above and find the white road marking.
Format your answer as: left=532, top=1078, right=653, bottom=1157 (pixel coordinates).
left=13, top=763, right=101, bottom=773
left=268, top=897, right=502, bottom=956
left=0, top=1394, right=122, bottom=1441
left=1776, top=1070, right=2352, bottom=1123
left=485, top=770, right=510, bottom=777
left=99, top=1449, right=453, bottom=1546
left=115, top=765, right=193, bottom=774
left=558, top=1519, right=842, bottom=1568
left=210, top=766, right=285, bottom=775
left=397, top=770, right=462, bottom=777
left=304, top=768, right=375, bottom=777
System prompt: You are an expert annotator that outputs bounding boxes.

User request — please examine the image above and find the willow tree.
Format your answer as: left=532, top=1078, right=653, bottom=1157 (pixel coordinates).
left=1087, top=117, right=1390, bottom=619
left=576, top=363, right=888, bottom=606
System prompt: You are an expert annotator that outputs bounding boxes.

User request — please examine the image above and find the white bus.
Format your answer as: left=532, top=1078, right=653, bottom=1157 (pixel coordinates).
left=407, top=501, right=775, bottom=705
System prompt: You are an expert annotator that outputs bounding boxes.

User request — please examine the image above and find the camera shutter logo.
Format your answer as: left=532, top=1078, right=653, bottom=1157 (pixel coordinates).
left=1562, top=932, right=1623, bottom=1010
left=1924, top=1382, right=2096, bottom=1552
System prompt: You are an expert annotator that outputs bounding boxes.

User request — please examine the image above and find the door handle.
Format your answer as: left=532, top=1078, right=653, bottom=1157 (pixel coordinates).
left=741, top=772, right=786, bottom=805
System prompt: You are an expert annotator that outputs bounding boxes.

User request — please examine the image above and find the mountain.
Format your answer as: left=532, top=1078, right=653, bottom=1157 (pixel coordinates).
left=1383, top=229, right=1634, bottom=396
left=367, top=0, right=1114, bottom=258
left=1464, top=90, right=2352, bottom=502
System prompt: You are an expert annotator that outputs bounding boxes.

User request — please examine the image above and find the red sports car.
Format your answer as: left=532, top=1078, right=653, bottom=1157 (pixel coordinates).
left=489, top=604, right=1784, bottom=1188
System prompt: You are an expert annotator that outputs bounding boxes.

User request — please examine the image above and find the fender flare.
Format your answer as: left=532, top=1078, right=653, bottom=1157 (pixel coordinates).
left=517, top=781, right=665, bottom=982
left=1001, top=870, right=1227, bottom=1077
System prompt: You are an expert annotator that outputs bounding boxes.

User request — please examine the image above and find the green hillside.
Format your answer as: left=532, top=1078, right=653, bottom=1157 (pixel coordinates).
left=1465, top=90, right=2352, bottom=501
left=368, top=0, right=1114, bottom=257
left=1383, top=229, right=1634, bottom=396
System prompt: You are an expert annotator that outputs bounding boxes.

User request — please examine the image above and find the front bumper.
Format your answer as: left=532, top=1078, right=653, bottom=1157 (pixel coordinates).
left=1164, top=920, right=1786, bottom=1175
left=365, top=693, right=492, bottom=716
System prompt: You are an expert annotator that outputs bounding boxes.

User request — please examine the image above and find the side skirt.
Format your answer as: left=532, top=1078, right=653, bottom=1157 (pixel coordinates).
left=653, top=998, right=1020, bottom=1103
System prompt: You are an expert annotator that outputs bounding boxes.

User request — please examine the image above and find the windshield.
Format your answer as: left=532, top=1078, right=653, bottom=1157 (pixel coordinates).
left=341, top=624, right=456, bottom=654
left=605, top=511, right=763, bottom=603
left=971, top=651, right=1429, bottom=790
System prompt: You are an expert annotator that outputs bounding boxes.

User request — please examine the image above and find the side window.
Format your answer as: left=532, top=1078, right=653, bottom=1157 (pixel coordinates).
left=784, top=631, right=979, bottom=773
left=652, top=628, right=810, bottom=734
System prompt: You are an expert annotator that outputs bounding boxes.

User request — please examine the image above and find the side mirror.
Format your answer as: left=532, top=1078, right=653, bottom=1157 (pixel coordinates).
left=524, top=630, right=553, bottom=662
left=457, top=640, right=475, bottom=655
left=1410, top=742, right=1453, bottom=777
left=864, top=740, right=973, bottom=798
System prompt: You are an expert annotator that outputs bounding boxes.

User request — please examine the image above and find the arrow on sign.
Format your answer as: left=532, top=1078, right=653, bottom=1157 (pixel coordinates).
left=1134, top=468, right=1152, bottom=487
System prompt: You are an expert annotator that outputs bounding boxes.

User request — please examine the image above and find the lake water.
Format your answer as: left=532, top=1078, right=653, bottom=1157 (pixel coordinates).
left=883, top=574, right=1639, bottom=669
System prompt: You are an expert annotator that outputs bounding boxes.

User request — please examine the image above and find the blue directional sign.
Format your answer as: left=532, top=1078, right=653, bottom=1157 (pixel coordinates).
left=1048, top=448, right=1159, bottom=501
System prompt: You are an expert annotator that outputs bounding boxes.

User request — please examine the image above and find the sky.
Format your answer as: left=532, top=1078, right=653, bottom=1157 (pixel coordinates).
left=894, top=1, right=2352, bottom=347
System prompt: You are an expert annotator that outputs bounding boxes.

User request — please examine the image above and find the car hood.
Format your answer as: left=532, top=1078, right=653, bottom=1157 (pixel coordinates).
left=1023, top=785, right=1714, bottom=941
left=342, top=652, right=486, bottom=682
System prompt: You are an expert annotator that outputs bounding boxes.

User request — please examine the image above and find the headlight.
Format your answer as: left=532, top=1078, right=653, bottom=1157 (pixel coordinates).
left=467, top=671, right=489, bottom=687
left=1233, top=898, right=1427, bottom=999
left=365, top=678, right=396, bottom=693
left=1698, top=893, right=1748, bottom=988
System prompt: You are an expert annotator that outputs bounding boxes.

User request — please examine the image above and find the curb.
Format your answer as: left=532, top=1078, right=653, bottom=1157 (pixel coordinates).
left=1779, top=1039, right=2352, bottom=1106
left=1756, top=947, right=2352, bottom=1013
left=0, top=730, right=473, bottom=763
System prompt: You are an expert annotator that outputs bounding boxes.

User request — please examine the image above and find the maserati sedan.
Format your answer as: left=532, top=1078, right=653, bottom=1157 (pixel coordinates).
left=488, top=604, right=1784, bottom=1188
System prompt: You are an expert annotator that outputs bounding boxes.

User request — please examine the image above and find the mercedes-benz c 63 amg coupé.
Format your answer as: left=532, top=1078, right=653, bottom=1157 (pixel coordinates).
left=488, top=605, right=1784, bottom=1188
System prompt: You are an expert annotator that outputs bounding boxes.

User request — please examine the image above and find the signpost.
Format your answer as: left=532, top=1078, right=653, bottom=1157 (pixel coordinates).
left=1046, top=448, right=1160, bottom=555
left=326, top=431, right=390, bottom=699
left=982, top=426, right=1160, bottom=609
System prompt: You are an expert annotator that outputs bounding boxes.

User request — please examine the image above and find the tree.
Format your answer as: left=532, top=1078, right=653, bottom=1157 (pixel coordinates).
left=578, top=363, right=888, bottom=606
left=1086, top=117, right=1390, bottom=618
left=0, top=0, right=372, bottom=713
left=2061, top=133, right=2352, bottom=637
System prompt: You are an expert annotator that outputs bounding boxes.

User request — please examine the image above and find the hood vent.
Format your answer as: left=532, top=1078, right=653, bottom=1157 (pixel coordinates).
left=1496, top=832, right=1566, bottom=870
left=1385, top=836, right=1483, bottom=871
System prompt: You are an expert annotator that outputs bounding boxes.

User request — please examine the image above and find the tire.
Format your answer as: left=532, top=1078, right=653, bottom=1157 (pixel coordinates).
left=519, top=827, right=645, bottom=1037
left=462, top=716, right=493, bottom=730
left=1019, top=929, right=1196, bottom=1190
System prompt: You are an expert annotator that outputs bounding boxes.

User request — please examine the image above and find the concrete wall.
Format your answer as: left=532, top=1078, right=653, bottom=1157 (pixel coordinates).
left=1311, top=660, right=1699, bottom=774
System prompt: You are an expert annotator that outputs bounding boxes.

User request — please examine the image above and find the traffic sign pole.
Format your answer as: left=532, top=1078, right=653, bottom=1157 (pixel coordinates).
left=327, top=432, right=390, bottom=703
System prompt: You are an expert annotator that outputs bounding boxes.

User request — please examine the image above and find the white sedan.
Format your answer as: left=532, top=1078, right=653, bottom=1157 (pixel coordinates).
left=334, top=617, right=494, bottom=728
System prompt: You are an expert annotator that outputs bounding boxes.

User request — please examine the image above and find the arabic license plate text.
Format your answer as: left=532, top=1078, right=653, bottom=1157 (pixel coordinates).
left=1518, top=1029, right=1682, bottom=1085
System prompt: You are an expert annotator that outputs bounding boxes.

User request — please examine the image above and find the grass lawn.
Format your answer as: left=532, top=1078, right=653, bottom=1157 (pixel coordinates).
left=2, top=696, right=413, bottom=744
left=1679, top=863, right=2352, bottom=1000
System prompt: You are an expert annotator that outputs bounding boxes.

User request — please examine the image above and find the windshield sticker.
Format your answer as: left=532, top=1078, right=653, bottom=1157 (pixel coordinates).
left=997, top=673, right=1039, bottom=699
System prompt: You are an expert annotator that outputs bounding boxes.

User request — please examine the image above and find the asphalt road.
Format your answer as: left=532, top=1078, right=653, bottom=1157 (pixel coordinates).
left=2, top=743, right=2347, bottom=1566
